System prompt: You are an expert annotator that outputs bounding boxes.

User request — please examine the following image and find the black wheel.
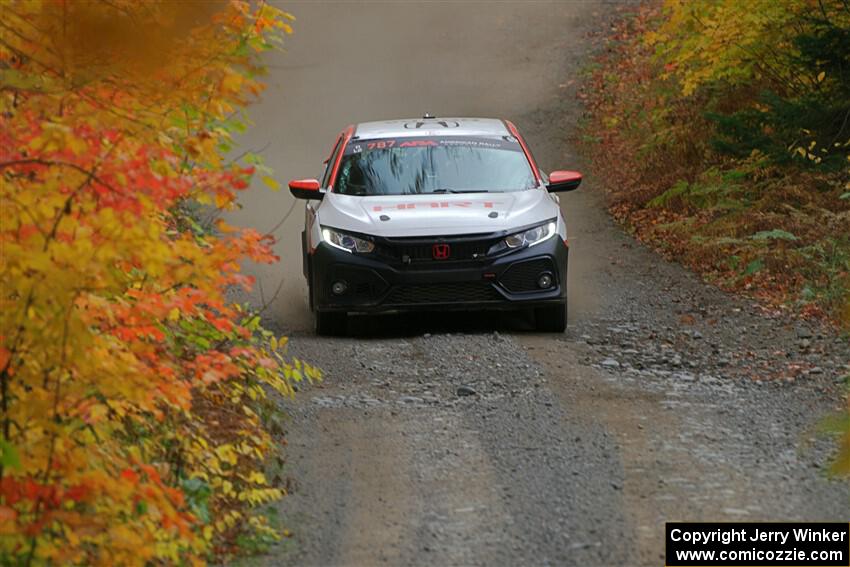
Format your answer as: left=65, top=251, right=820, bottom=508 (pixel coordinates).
left=315, top=310, right=347, bottom=336
left=307, top=268, right=315, bottom=313
left=304, top=232, right=314, bottom=312
left=535, top=303, right=567, bottom=333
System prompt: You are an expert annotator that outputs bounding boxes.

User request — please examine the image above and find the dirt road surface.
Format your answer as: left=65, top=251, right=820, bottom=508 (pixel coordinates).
left=228, top=2, right=850, bottom=565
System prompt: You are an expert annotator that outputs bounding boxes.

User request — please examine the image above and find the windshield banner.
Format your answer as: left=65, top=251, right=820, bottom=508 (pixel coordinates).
left=344, top=136, right=523, bottom=155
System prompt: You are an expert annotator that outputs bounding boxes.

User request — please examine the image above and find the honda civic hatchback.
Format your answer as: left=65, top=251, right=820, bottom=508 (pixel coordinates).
left=289, top=115, right=581, bottom=336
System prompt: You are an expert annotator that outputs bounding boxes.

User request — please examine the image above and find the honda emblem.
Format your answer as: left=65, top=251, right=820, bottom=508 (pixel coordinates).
left=432, top=243, right=450, bottom=260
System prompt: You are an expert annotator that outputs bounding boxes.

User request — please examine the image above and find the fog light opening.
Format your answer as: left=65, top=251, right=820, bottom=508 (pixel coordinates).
left=331, top=280, right=348, bottom=296
left=537, top=272, right=554, bottom=289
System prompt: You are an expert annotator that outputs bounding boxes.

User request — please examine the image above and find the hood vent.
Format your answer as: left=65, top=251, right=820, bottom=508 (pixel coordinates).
left=403, top=119, right=460, bottom=129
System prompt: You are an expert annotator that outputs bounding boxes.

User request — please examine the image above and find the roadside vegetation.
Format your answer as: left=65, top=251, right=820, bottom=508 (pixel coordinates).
left=581, top=0, right=850, bottom=329
left=0, top=2, right=318, bottom=564
left=581, top=0, right=850, bottom=477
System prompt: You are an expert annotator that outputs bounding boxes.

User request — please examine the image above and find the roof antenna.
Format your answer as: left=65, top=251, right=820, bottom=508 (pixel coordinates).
left=423, top=112, right=435, bottom=119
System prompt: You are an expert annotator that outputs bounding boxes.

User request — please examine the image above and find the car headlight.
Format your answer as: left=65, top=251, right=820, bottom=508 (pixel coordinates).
left=489, top=220, right=557, bottom=255
left=321, top=227, right=375, bottom=254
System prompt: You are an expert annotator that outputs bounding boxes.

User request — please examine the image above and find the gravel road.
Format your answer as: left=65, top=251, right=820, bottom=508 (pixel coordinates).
left=228, top=2, right=850, bottom=566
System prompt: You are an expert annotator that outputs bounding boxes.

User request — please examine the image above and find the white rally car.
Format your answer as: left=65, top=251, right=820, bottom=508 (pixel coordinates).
left=289, top=115, right=581, bottom=336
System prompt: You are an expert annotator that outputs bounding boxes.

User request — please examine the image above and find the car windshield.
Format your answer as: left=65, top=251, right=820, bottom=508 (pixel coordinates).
left=334, top=136, right=536, bottom=195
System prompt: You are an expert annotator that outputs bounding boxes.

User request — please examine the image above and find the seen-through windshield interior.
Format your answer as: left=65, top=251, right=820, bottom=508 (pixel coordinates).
left=334, top=136, right=536, bottom=195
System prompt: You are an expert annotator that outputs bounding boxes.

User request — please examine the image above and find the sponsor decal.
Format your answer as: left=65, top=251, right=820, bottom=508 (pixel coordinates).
left=399, top=140, right=438, bottom=147
left=371, top=201, right=502, bottom=212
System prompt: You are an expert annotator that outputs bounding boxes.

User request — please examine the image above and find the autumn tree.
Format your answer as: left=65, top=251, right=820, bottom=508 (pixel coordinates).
left=650, top=0, right=850, bottom=169
left=0, top=1, right=317, bottom=564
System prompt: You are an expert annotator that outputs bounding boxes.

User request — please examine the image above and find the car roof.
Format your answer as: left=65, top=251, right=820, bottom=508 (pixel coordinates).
left=353, top=116, right=511, bottom=140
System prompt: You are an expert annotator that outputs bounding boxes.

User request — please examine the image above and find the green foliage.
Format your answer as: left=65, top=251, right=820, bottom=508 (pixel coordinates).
left=742, top=259, right=764, bottom=277
left=797, top=237, right=850, bottom=316
left=751, top=229, right=799, bottom=242
left=0, top=440, right=21, bottom=470
left=648, top=173, right=747, bottom=212
left=709, top=92, right=849, bottom=171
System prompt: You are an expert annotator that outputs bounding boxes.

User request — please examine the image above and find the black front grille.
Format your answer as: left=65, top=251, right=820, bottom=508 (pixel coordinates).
left=395, top=241, right=488, bottom=262
left=376, top=234, right=495, bottom=264
left=385, top=282, right=502, bottom=305
left=500, top=258, right=555, bottom=293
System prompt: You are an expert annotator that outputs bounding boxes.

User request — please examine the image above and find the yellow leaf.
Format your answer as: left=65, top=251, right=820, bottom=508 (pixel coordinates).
left=67, top=135, right=88, bottom=156
left=262, top=176, right=281, bottom=191
left=817, top=71, right=826, bottom=82
left=89, top=404, right=108, bottom=422
left=215, top=444, right=238, bottom=465
left=247, top=471, right=266, bottom=485
left=215, top=191, right=233, bottom=208
left=221, top=71, right=244, bottom=95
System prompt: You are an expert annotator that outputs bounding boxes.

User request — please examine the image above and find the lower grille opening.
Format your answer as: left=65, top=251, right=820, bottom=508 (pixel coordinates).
left=354, top=282, right=373, bottom=297
left=385, top=282, right=502, bottom=305
left=500, top=258, right=556, bottom=293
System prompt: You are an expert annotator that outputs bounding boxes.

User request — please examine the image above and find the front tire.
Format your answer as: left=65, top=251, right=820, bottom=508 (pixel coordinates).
left=315, top=310, right=347, bottom=337
left=535, top=303, right=567, bottom=333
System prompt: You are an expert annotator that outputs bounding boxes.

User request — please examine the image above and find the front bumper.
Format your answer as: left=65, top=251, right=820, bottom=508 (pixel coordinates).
left=309, top=236, right=568, bottom=313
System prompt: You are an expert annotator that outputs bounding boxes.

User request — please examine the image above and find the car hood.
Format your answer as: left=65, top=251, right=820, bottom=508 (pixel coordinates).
left=317, top=190, right=558, bottom=237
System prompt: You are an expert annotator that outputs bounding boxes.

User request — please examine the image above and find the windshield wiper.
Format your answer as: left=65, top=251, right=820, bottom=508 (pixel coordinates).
left=429, top=188, right=491, bottom=194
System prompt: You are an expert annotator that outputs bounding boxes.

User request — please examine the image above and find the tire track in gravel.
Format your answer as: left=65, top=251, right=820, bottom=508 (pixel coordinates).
left=521, top=331, right=848, bottom=567
left=272, top=331, right=635, bottom=566
left=317, top=413, right=415, bottom=566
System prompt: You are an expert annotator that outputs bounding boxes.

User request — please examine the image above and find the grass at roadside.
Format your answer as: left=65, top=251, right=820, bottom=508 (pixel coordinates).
left=578, top=2, right=850, bottom=329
